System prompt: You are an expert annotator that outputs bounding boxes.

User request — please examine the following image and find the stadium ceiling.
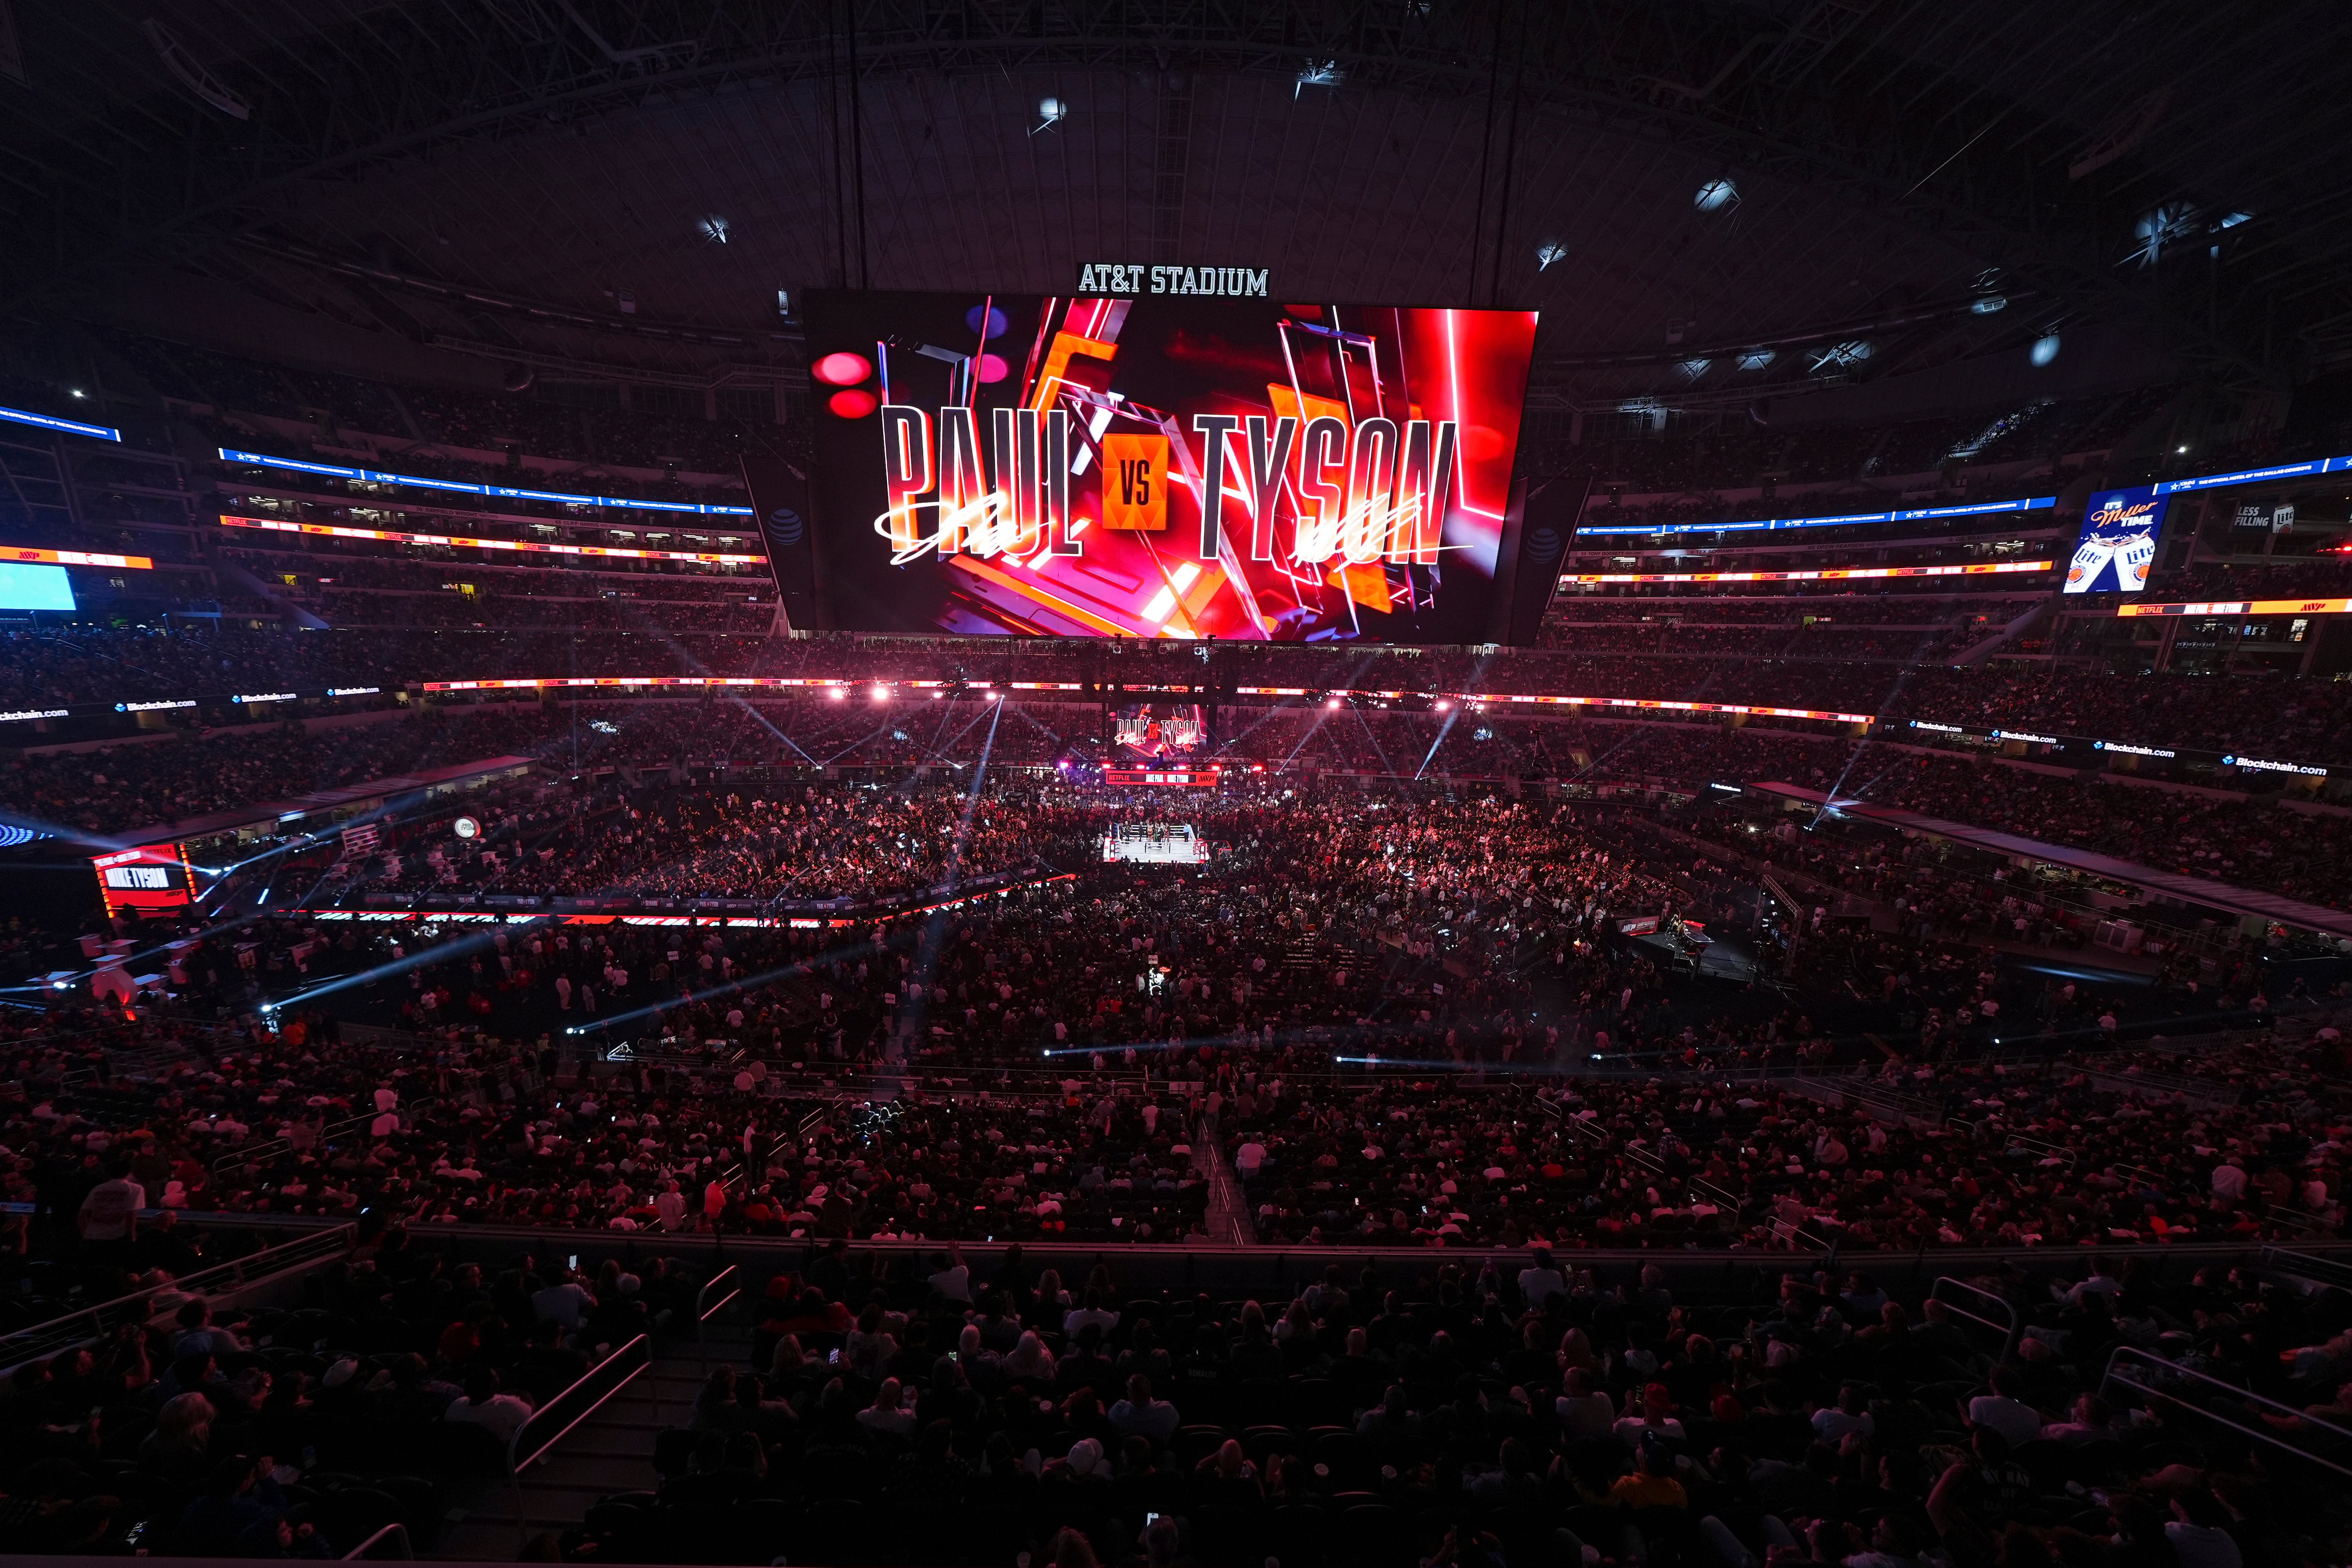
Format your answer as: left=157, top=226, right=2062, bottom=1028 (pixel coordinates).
left=5, top=0, right=2350, bottom=408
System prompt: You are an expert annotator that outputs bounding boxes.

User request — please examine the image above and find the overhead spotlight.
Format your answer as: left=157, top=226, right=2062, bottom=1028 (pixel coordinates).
left=870, top=685, right=889, bottom=701
left=2031, top=333, right=2061, bottom=366
left=699, top=214, right=730, bottom=244
left=1326, top=697, right=1343, bottom=709
left=1295, top=60, right=1343, bottom=98
left=1694, top=178, right=1739, bottom=213
left=1971, top=295, right=2008, bottom=314
left=1535, top=239, right=1567, bottom=271
left=1735, top=349, right=1776, bottom=372
left=1032, top=97, right=1067, bottom=135
left=827, top=686, right=847, bottom=701
left=1808, top=340, right=1873, bottom=374
left=69, top=389, right=85, bottom=399
left=1435, top=700, right=1451, bottom=712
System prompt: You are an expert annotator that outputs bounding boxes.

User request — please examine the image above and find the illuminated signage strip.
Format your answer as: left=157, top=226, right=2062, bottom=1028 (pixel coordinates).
left=0, top=687, right=386, bottom=723
left=2116, top=597, right=2352, bottom=618
left=1908, top=717, right=2316, bottom=774
left=2154, top=453, right=2352, bottom=495
left=1478, top=694, right=1875, bottom=724
left=3, top=546, right=152, bottom=570
left=2225, top=753, right=2328, bottom=777
left=218, top=449, right=755, bottom=515
left=1579, top=495, right=2056, bottom=538
left=1, top=404, right=120, bottom=442
left=296, top=872, right=1079, bottom=927
left=424, top=674, right=1873, bottom=724
left=219, top=514, right=764, bottom=565
left=1104, top=767, right=1225, bottom=786
left=1566, top=561, right=2049, bottom=585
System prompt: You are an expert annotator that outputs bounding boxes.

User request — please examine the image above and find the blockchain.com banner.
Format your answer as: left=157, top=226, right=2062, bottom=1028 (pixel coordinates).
left=801, top=290, right=1539, bottom=642
left=2063, top=485, right=2167, bottom=594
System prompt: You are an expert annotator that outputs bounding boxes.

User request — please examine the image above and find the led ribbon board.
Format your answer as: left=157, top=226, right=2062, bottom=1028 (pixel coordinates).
left=2154, top=453, right=2352, bottom=494
left=1, top=404, right=120, bottom=442
left=1578, top=496, right=2056, bottom=538
left=2116, top=598, right=2352, bottom=617
left=218, top=448, right=755, bottom=516
left=421, top=674, right=1874, bottom=725
left=1565, top=561, right=2048, bottom=585
left=219, top=514, right=764, bottom=565
left=0, top=547, right=151, bottom=569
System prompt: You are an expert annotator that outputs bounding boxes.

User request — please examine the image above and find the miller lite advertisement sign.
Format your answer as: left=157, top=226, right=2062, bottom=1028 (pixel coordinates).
left=2064, top=485, right=2167, bottom=594
left=801, top=290, right=1539, bottom=642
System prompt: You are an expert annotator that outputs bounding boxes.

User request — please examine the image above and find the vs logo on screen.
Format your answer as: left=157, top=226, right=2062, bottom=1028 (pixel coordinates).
left=1100, top=435, right=1169, bottom=531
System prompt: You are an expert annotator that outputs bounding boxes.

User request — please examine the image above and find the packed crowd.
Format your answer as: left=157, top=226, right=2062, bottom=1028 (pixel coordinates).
left=9, top=778, right=2342, bottom=1250
left=1847, top=750, right=2352, bottom=907
left=585, top=1238, right=2351, bottom=1568
left=13, top=1200, right=2352, bottom=1564
left=0, top=711, right=562, bottom=835
left=9, top=615, right=2352, bottom=778
left=0, top=1202, right=709, bottom=1557
left=346, top=781, right=1066, bottom=904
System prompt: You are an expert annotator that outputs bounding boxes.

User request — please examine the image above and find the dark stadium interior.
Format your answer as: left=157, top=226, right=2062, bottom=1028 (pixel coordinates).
left=3, top=3, right=2352, bottom=1567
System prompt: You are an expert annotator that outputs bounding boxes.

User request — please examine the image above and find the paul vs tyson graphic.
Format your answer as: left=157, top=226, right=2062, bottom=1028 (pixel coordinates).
left=2064, top=485, right=2169, bottom=594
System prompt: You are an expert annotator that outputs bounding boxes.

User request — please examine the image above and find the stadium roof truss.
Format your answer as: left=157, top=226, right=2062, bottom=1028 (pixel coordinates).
left=1, top=0, right=2347, bottom=398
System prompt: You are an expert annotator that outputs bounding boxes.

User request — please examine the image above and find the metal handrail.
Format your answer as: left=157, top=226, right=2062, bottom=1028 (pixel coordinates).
left=694, top=1264, right=742, bottom=1369
left=1688, top=1175, right=1743, bottom=1218
left=2263, top=1246, right=2352, bottom=1292
left=213, top=1099, right=440, bottom=1175
left=507, top=1332, right=652, bottom=1545
left=1998, top=1131, right=2078, bottom=1169
left=2101, top=1343, right=2352, bottom=1479
left=342, top=1522, right=413, bottom=1560
left=0, top=1223, right=356, bottom=1374
left=1929, top=1275, right=2020, bottom=1363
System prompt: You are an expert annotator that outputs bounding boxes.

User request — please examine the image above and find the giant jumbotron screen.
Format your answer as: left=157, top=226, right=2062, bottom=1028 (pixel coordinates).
left=802, top=290, right=1539, bottom=642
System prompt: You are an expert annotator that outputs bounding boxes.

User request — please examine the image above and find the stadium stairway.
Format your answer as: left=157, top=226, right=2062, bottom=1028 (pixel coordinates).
left=431, top=1323, right=748, bottom=1560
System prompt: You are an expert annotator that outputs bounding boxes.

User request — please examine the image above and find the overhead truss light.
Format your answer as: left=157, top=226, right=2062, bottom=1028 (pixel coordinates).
left=2031, top=333, right=2061, bottom=366
left=1808, top=340, right=1872, bottom=373
left=2129, top=202, right=2200, bottom=267
left=1677, top=358, right=1713, bottom=381
left=1694, top=179, right=1739, bottom=213
left=1296, top=60, right=1343, bottom=97
left=699, top=214, right=730, bottom=244
left=1032, top=97, right=1067, bottom=135
left=1535, top=239, right=1568, bottom=271
left=1735, top=349, right=1776, bottom=372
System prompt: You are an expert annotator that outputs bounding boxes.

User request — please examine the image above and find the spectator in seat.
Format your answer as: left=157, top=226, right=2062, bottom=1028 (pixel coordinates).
left=858, top=1377, right=917, bottom=1439
left=2038, top=1393, right=2115, bottom=1446
left=177, top=1453, right=329, bottom=1558
left=529, top=1266, right=595, bottom=1335
left=1107, top=1373, right=1178, bottom=1445
left=173, top=1300, right=247, bottom=1360
left=445, top=1367, right=533, bottom=1445
left=1963, top=1365, right=2044, bottom=1450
